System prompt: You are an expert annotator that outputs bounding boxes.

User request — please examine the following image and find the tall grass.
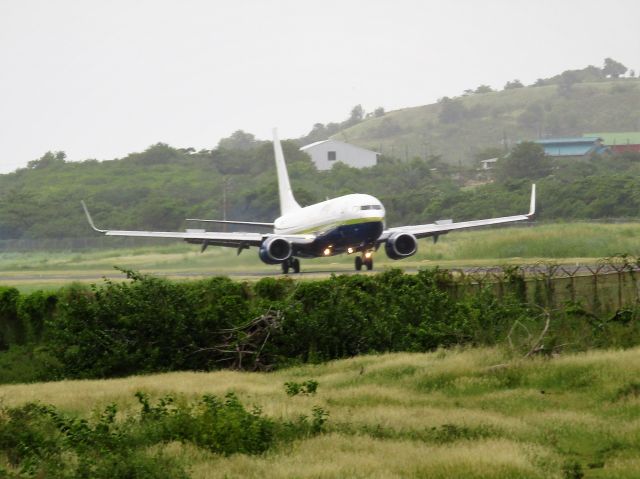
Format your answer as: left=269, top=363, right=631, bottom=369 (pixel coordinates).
left=2, top=347, right=640, bottom=477
left=426, top=222, right=640, bottom=260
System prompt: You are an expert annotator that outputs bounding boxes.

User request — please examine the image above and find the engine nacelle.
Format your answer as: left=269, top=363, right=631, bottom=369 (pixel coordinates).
left=384, top=232, right=418, bottom=260
left=259, top=236, right=293, bottom=264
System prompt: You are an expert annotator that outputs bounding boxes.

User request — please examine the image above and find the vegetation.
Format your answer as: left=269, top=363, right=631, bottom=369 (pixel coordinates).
left=2, top=347, right=640, bottom=477
left=0, top=263, right=638, bottom=384
left=1, top=141, right=639, bottom=240
left=0, top=390, right=326, bottom=477
left=494, top=141, right=552, bottom=181
left=339, top=59, right=640, bottom=164
left=1, top=61, right=639, bottom=241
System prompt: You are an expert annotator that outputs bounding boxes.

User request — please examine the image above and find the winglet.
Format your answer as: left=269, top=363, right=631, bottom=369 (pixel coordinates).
left=81, top=201, right=106, bottom=233
left=527, top=184, right=536, bottom=218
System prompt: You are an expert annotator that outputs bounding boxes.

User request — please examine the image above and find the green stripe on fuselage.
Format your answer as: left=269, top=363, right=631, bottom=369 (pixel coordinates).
left=298, top=217, right=384, bottom=235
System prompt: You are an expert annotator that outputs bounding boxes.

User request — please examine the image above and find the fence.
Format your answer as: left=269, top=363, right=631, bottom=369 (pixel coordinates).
left=441, top=255, right=640, bottom=314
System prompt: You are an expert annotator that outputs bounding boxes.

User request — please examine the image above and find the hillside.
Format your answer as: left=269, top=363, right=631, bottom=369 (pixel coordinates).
left=1, top=69, right=639, bottom=241
left=335, top=80, right=640, bottom=165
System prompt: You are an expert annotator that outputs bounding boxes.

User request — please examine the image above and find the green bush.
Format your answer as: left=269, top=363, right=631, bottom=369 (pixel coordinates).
left=285, top=379, right=319, bottom=396
left=0, top=392, right=326, bottom=477
left=1, top=268, right=639, bottom=381
left=0, top=345, right=61, bottom=384
left=0, top=287, right=22, bottom=348
left=17, top=290, right=57, bottom=342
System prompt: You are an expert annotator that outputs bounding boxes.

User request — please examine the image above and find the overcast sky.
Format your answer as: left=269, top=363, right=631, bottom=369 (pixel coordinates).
left=0, top=0, right=638, bottom=173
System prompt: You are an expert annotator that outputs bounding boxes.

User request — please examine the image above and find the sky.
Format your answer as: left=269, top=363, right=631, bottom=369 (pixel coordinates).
left=0, top=0, right=639, bottom=173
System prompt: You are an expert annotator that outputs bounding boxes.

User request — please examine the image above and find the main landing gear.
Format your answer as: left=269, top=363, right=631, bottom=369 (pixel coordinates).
left=355, top=253, right=373, bottom=271
left=281, top=257, right=300, bottom=274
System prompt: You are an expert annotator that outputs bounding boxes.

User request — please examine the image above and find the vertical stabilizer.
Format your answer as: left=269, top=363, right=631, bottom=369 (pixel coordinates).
left=273, top=129, right=301, bottom=215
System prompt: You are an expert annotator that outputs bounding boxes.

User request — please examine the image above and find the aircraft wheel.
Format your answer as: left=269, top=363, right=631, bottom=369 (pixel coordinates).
left=365, top=256, right=373, bottom=271
left=292, top=258, right=300, bottom=273
left=355, top=256, right=363, bottom=271
left=281, top=261, right=290, bottom=274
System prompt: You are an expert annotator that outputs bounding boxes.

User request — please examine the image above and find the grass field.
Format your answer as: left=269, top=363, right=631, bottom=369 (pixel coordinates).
left=1, top=222, right=639, bottom=292
left=2, top=346, right=640, bottom=478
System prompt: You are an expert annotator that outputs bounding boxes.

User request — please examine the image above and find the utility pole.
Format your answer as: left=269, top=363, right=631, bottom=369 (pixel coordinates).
left=222, top=176, right=231, bottom=231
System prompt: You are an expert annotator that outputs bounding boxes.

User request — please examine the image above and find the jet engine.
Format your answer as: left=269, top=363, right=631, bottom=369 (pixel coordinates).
left=259, top=236, right=293, bottom=264
left=384, top=232, right=418, bottom=260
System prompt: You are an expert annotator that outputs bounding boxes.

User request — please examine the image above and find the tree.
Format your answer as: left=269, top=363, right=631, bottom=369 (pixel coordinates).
left=518, top=103, right=545, bottom=131
left=438, top=97, right=467, bottom=124
left=27, top=151, right=66, bottom=169
left=301, top=123, right=329, bottom=144
left=603, top=57, right=627, bottom=78
left=325, top=122, right=341, bottom=136
left=504, top=79, right=524, bottom=90
left=373, top=107, right=385, bottom=117
left=374, top=117, right=402, bottom=137
left=0, top=189, right=40, bottom=237
left=127, top=143, right=181, bottom=165
left=557, top=70, right=579, bottom=96
left=495, top=141, right=552, bottom=181
left=579, top=65, right=605, bottom=82
left=217, top=130, right=258, bottom=151
left=474, top=85, right=494, bottom=94
left=348, top=105, right=364, bottom=125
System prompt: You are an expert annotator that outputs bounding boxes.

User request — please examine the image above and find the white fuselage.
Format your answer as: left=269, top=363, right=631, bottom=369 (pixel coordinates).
left=273, top=193, right=385, bottom=236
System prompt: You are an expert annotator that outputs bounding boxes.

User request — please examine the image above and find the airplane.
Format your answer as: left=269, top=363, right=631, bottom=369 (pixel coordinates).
left=82, top=130, right=536, bottom=274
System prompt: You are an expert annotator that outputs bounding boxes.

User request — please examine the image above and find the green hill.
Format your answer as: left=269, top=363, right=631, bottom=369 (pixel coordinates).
left=334, top=80, right=640, bottom=165
left=1, top=70, right=639, bottom=241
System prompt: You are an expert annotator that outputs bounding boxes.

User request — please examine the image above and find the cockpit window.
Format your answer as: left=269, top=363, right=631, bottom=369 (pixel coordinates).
left=360, top=205, right=382, bottom=210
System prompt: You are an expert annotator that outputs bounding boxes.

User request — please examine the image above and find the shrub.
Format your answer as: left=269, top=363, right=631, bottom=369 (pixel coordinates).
left=0, top=287, right=22, bottom=348
left=0, top=392, right=328, bottom=477
left=17, top=290, right=57, bottom=342
left=285, top=379, right=319, bottom=396
left=3, top=267, right=639, bottom=381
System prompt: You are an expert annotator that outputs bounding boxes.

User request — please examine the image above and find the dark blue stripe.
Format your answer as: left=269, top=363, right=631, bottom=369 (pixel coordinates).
left=295, top=221, right=383, bottom=257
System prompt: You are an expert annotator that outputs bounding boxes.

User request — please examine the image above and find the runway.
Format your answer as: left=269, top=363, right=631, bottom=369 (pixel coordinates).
left=3, top=261, right=636, bottom=291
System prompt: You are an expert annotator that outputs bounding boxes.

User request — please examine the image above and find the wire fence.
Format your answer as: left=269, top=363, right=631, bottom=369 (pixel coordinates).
left=441, top=255, right=640, bottom=314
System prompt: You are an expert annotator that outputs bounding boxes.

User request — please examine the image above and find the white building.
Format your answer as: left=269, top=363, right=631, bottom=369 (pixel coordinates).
left=479, top=158, right=498, bottom=170
left=300, top=139, right=378, bottom=171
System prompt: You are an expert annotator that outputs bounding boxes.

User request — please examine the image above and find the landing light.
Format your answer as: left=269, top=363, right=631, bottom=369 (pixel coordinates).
left=323, top=248, right=331, bottom=256
left=347, top=247, right=354, bottom=254
left=365, top=251, right=373, bottom=259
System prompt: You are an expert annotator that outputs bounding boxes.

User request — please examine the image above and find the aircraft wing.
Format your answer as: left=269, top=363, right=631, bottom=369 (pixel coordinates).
left=380, top=184, right=536, bottom=241
left=81, top=201, right=314, bottom=249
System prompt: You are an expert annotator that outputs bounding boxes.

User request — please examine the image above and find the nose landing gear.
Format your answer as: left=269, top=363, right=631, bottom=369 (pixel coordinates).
left=354, top=252, right=373, bottom=271
left=281, top=257, right=300, bottom=274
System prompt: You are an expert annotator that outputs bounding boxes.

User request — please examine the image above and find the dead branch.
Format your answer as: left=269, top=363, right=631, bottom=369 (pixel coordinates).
left=186, top=309, right=283, bottom=370
left=524, top=308, right=551, bottom=358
